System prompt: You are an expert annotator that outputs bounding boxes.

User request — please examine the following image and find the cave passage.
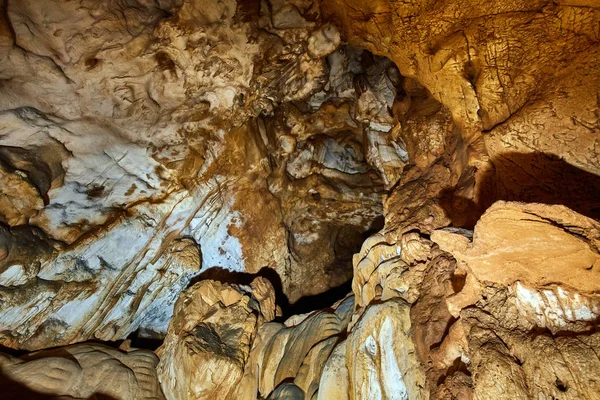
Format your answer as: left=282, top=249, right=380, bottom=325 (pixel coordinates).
left=2, top=0, right=600, bottom=399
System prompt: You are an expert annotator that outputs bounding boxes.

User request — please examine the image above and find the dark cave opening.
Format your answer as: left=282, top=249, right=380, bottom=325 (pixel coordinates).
left=439, top=151, right=600, bottom=229
left=125, top=334, right=164, bottom=352
left=126, top=211, right=383, bottom=351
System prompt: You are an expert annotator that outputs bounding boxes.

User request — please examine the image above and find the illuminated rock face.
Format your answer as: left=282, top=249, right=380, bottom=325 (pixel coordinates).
left=1, top=0, right=600, bottom=399
left=156, top=277, right=277, bottom=400
left=0, top=0, right=390, bottom=349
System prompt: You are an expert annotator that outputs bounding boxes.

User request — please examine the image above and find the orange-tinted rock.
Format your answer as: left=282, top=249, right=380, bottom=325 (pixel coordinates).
left=1, top=0, right=600, bottom=398
left=156, top=278, right=276, bottom=400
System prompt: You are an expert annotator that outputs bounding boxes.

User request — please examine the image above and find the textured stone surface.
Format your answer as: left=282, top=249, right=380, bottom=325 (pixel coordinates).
left=0, top=343, right=164, bottom=400
left=156, top=277, right=276, bottom=400
left=426, top=202, right=600, bottom=399
left=345, top=299, right=427, bottom=400
left=0, top=0, right=600, bottom=398
left=319, top=202, right=600, bottom=400
left=241, top=295, right=353, bottom=399
left=0, top=0, right=394, bottom=350
left=432, top=202, right=600, bottom=296
left=323, top=0, right=600, bottom=228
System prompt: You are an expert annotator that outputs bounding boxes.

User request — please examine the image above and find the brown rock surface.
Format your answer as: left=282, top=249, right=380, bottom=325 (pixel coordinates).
left=0, top=0, right=393, bottom=350
left=316, top=201, right=600, bottom=399
left=0, top=343, right=164, bottom=400
left=432, top=201, right=600, bottom=294
left=323, top=0, right=600, bottom=227
left=156, top=277, right=276, bottom=399
left=0, top=0, right=599, bottom=398
left=236, top=294, right=353, bottom=399
left=426, top=202, right=600, bottom=399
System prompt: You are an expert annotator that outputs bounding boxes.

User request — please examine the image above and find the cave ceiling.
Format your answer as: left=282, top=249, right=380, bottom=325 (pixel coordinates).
left=0, top=0, right=599, bottom=399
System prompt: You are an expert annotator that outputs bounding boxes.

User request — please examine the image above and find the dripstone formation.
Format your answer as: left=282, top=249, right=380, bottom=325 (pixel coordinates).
left=0, top=0, right=599, bottom=399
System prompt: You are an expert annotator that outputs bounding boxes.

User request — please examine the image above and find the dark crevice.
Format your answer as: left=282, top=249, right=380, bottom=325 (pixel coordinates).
left=283, top=279, right=353, bottom=319
left=555, top=377, right=568, bottom=392
left=529, top=324, right=600, bottom=339
left=187, top=264, right=357, bottom=322
left=451, top=271, right=467, bottom=293
left=436, top=357, right=472, bottom=386
left=429, top=316, right=459, bottom=351
left=439, top=151, right=600, bottom=229
left=124, top=334, right=163, bottom=351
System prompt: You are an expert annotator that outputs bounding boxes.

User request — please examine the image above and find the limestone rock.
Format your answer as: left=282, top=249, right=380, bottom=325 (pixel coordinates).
left=337, top=201, right=600, bottom=399
left=0, top=343, right=164, bottom=400
left=0, top=0, right=395, bottom=350
left=317, top=340, right=350, bottom=400
left=257, top=297, right=352, bottom=398
left=1, top=0, right=600, bottom=398
left=0, top=233, right=202, bottom=350
left=432, top=201, right=600, bottom=296
left=352, top=230, right=433, bottom=311
left=156, top=277, right=276, bottom=400
left=346, top=299, right=427, bottom=400
left=323, top=0, right=600, bottom=138
left=294, top=337, right=338, bottom=399
left=424, top=201, right=600, bottom=399
left=323, top=0, right=600, bottom=229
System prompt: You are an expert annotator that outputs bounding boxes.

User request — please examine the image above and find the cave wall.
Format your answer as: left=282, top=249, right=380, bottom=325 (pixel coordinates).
left=0, top=0, right=599, bottom=399
left=0, top=0, right=399, bottom=349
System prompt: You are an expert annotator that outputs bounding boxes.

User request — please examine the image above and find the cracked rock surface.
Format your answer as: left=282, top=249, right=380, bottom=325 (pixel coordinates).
left=1, top=0, right=599, bottom=399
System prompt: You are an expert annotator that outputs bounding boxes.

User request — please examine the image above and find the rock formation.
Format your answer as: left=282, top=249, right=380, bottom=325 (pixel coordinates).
left=157, top=277, right=276, bottom=400
left=0, top=343, right=164, bottom=399
left=427, top=202, right=600, bottom=399
left=0, top=0, right=599, bottom=399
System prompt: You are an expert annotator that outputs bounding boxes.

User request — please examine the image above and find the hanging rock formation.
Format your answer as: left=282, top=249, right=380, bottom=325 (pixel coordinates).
left=0, top=0, right=392, bottom=350
left=0, top=0, right=599, bottom=399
